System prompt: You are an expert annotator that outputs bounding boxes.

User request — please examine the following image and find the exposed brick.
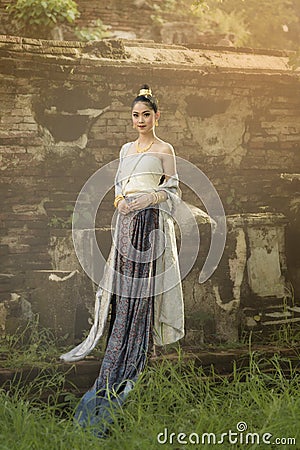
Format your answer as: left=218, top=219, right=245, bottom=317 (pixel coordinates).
left=0, top=32, right=299, bottom=340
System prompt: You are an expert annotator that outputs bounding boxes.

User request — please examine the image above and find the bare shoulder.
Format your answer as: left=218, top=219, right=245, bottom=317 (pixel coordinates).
left=122, top=141, right=134, bottom=149
left=155, top=140, right=175, bottom=156
left=120, top=141, right=134, bottom=157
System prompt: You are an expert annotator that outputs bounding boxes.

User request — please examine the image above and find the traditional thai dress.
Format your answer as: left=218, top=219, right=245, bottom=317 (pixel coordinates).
left=60, top=142, right=184, bottom=436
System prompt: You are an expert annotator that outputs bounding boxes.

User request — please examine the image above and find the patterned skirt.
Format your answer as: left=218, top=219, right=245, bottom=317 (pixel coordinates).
left=74, top=206, right=159, bottom=436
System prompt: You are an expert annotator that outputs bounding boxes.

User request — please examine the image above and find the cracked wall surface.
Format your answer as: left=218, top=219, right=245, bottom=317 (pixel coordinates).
left=0, top=35, right=299, bottom=342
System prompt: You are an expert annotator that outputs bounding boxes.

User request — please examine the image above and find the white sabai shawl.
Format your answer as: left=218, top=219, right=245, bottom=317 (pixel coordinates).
left=60, top=143, right=184, bottom=362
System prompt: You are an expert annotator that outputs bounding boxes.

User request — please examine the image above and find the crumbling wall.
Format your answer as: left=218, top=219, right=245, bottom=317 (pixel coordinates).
left=0, top=35, right=299, bottom=343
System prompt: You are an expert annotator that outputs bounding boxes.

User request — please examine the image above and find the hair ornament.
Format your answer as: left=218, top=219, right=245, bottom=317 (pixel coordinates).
left=139, top=87, right=152, bottom=97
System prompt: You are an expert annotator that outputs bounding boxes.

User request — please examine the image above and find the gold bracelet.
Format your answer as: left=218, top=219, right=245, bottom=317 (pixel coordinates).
left=151, top=191, right=167, bottom=205
left=151, top=192, right=159, bottom=204
left=157, top=191, right=164, bottom=202
left=114, top=194, right=124, bottom=208
left=157, top=191, right=167, bottom=203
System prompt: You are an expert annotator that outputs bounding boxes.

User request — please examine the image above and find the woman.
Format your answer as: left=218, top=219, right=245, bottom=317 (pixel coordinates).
left=60, top=84, right=184, bottom=436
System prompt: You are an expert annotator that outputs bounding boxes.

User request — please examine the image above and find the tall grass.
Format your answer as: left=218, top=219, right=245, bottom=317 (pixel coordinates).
left=0, top=351, right=299, bottom=449
left=0, top=317, right=67, bottom=369
left=0, top=316, right=105, bottom=369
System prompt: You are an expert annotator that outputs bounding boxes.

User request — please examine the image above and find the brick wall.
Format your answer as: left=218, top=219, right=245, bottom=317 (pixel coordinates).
left=0, top=35, right=299, bottom=341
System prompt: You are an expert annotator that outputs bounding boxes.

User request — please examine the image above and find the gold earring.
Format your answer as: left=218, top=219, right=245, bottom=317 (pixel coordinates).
left=155, top=119, right=159, bottom=127
left=132, top=124, right=136, bottom=129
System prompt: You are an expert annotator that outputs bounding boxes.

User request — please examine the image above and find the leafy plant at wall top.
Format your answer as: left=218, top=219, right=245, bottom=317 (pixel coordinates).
left=152, top=0, right=300, bottom=50
left=6, top=0, right=80, bottom=39
left=193, top=7, right=249, bottom=46
left=151, top=0, right=225, bottom=26
left=74, top=19, right=112, bottom=41
left=151, top=0, right=249, bottom=46
left=213, top=0, right=300, bottom=50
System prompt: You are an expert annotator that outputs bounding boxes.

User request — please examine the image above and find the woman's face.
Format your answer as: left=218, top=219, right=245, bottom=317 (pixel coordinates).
left=131, top=101, right=159, bottom=134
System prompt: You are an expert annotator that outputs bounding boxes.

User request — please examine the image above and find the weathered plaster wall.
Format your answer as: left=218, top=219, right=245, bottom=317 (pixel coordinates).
left=0, top=35, right=300, bottom=343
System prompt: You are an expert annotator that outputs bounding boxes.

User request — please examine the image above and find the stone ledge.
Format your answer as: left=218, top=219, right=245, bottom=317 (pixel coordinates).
left=0, top=345, right=299, bottom=397
left=0, top=35, right=127, bottom=59
left=0, top=34, right=85, bottom=48
left=185, top=42, right=293, bottom=57
left=0, top=34, right=294, bottom=58
left=0, top=34, right=299, bottom=76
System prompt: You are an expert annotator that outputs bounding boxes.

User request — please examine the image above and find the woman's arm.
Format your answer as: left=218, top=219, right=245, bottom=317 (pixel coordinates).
left=160, top=143, right=177, bottom=182
left=114, top=145, right=126, bottom=197
left=114, top=144, right=132, bottom=215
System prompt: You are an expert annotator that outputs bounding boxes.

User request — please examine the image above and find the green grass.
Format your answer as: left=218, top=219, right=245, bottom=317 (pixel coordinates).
left=0, top=352, right=299, bottom=449
left=0, top=318, right=67, bottom=369
left=0, top=317, right=106, bottom=369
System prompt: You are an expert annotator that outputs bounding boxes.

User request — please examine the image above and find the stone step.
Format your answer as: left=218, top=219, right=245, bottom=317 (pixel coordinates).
left=0, top=345, right=299, bottom=399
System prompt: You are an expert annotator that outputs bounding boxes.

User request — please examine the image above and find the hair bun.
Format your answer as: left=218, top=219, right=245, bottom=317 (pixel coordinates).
left=138, top=84, right=152, bottom=97
left=132, top=84, right=158, bottom=112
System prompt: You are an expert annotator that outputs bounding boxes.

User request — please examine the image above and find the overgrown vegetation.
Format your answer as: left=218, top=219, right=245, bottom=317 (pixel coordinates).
left=6, top=0, right=300, bottom=51
left=205, top=0, right=300, bottom=50
left=6, top=0, right=80, bottom=39
left=74, top=18, right=111, bottom=41
left=6, top=0, right=112, bottom=41
left=0, top=315, right=107, bottom=370
left=152, top=0, right=300, bottom=50
left=0, top=314, right=300, bottom=447
left=0, top=317, right=67, bottom=368
left=0, top=352, right=299, bottom=449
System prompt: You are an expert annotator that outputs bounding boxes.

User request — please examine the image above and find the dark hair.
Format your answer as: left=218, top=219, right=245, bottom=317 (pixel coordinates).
left=131, top=84, right=158, bottom=113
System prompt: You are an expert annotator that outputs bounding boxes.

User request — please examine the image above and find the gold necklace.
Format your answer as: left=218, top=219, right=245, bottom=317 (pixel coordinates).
left=136, top=140, right=154, bottom=153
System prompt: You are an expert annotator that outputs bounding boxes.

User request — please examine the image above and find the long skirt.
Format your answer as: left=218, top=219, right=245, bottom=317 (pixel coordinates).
left=74, top=206, right=159, bottom=436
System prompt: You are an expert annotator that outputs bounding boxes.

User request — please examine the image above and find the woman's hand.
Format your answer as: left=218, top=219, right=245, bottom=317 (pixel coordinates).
left=127, top=194, right=153, bottom=211
left=118, top=198, right=131, bottom=215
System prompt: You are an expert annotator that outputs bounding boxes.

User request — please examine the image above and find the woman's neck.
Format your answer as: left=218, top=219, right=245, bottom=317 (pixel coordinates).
left=137, top=131, right=156, bottom=145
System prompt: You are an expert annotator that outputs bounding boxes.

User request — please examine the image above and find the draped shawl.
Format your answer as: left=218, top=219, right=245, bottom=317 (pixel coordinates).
left=61, top=142, right=184, bottom=362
